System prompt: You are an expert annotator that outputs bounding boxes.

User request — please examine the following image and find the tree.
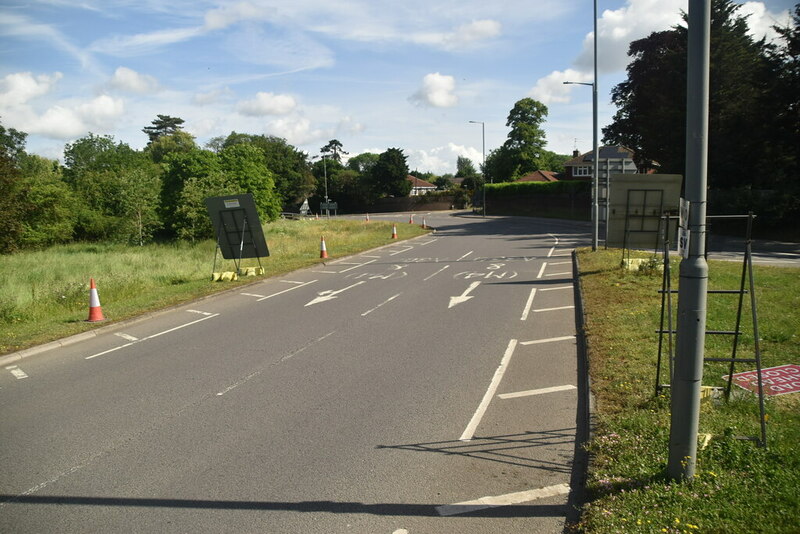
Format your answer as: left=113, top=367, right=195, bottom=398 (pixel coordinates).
left=603, top=0, right=778, bottom=189
left=219, top=144, right=281, bottom=222
left=434, top=175, right=454, bottom=190
left=370, top=148, right=411, bottom=197
left=18, top=154, right=78, bottom=248
left=145, top=130, right=197, bottom=163
left=142, top=115, right=185, bottom=144
left=484, top=145, right=520, bottom=183
left=320, top=139, right=348, bottom=164
left=161, top=148, right=223, bottom=236
left=455, top=156, right=478, bottom=178
left=0, top=122, right=27, bottom=165
left=0, top=151, right=24, bottom=253
left=115, top=159, right=162, bottom=246
left=347, top=152, right=379, bottom=174
left=503, top=98, right=549, bottom=176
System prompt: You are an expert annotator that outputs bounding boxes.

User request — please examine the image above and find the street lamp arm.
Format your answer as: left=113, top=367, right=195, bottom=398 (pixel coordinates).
left=563, top=81, right=594, bottom=87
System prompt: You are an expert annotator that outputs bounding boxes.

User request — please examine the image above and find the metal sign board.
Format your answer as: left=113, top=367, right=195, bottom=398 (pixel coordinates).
left=724, top=364, right=800, bottom=396
left=205, top=194, right=269, bottom=260
left=321, top=201, right=338, bottom=210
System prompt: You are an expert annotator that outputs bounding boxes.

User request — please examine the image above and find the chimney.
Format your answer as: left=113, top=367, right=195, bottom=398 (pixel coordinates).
left=572, top=149, right=581, bottom=158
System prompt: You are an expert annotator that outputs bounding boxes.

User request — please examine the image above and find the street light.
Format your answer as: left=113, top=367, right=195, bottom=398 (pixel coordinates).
left=313, top=154, right=329, bottom=217
left=469, top=120, right=486, bottom=217
left=564, top=79, right=599, bottom=252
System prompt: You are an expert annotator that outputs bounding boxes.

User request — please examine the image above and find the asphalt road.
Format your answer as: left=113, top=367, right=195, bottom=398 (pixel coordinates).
left=1, top=213, right=591, bottom=533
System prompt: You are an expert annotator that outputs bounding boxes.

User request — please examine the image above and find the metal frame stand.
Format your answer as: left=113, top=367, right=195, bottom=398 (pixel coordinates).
left=655, top=212, right=766, bottom=447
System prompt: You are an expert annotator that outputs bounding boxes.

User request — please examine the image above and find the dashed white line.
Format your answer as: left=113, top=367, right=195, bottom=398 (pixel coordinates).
left=280, top=280, right=308, bottom=284
left=536, top=262, right=548, bottom=279
left=498, top=384, right=577, bottom=399
left=361, top=294, right=401, bottom=316
left=520, top=335, right=576, bottom=346
left=520, top=288, right=537, bottom=321
left=549, top=261, right=572, bottom=266
left=436, top=483, right=571, bottom=516
left=457, top=251, right=474, bottom=261
left=545, top=272, right=573, bottom=277
left=460, top=339, right=517, bottom=442
left=241, top=292, right=266, bottom=299
left=114, top=333, right=138, bottom=341
left=539, top=286, right=573, bottom=292
left=424, top=265, right=450, bottom=281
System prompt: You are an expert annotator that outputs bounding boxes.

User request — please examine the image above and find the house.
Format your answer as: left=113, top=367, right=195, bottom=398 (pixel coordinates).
left=515, top=170, right=560, bottom=183
left=407, top=175, right=437, bottom=196
left=561, top=146, right=642, bottom=181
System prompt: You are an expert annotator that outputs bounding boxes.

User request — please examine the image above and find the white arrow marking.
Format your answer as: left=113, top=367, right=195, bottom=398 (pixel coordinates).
left=305, top=281, right=366, bottom=306
left=449, top=281, right=481, bottom=308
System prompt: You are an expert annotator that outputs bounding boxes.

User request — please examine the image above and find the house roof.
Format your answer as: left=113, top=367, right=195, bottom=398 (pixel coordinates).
left=406, top=175, right=436, bottom=188
left=564, top=145, right=635, bottom=167
left=515, top=170, right=559, bottom=183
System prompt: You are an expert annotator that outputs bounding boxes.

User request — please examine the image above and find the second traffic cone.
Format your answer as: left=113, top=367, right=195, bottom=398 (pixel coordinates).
left=391, top=224, right=398, bottom=239
left=408, top=214, right=414, bottom=224
left=86, top=278, right=105, bottom=322
left=422, top=217, right=427, bottom=229
left=320, top=236, right=329, bottom=259
left=365, top=213, right=370, bottom=222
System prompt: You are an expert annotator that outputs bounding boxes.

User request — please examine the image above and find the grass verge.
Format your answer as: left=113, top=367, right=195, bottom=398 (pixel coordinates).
left=575, top=249, right=799, bottom=533
left=0, top=218, right=428, bottom=355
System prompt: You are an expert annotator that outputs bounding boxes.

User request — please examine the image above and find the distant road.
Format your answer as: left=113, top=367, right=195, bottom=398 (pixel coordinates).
left=1, top=213, right=591, bottom=533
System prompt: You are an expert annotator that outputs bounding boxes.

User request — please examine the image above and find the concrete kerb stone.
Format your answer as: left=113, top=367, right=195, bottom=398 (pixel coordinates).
left=0, top=229, right=434, bottom=368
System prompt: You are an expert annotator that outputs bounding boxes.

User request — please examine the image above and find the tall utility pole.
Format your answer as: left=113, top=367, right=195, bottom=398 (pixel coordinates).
left=668, top=0, right=710, bottom=482
left=469, top=121, right=486, bottom=217
left=592, top=0, right=599, bottom=251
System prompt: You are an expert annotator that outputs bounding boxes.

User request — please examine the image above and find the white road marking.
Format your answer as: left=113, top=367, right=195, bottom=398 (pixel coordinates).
left=217, top=331, right=336, bottom=396
left=547, top=234, right=559, bottom=257
left=241, top=292, right=266, bottom=298
left=539, top=285, right=573, bottom=292
left=457, top=251, right=474, bottom=261
left=545, top=271, right=573, bottom=277
left=187, top=310, right=214, bottom=316
left=305, top=281, right=366, bottom=306
left=549, top=261, right=572, bottom=266
left=389, top=246, right=414, bottom=256
left=360, top=255, right=382, bottom=259
left=361, top=293, right=401, bottom=316
left=6, top=365, right=29, bottom=379
left=520, top=335, right=576, bottom=346
left=534, top=305, right=575, bottom=312
left=311, top=270, right=340, bottom=274
left=536, top=262, right=548, bottom=279
left=257, top=280, right=317, bottom=301
left=86, top=312, right=220, bottom=360
left=520, top=288, right=537, bottom=321
left=436, top=483, right=571, bottom=516
left=449, top=281, right=481, bottom=308
left=338, top=259, right=377, bottom=273
left=114, top=333, right=138, bottom=341
left=418, top=238, right=438, bottom=246
left=460, top=339, right=517, bottom=441
left=424, top=265, right=450, bottom=281
left=498, top=384, right=577, bottom=399
left=280, top=280, right=308, bottom=284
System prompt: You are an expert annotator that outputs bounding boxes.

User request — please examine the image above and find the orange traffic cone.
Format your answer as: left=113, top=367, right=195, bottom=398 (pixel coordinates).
left=365, top=213, right=370, bottom=222
left=315, top=213, right=319, bottom=220
left=320, top=236, right=329, bottom=259
left=391, top=224, right=398, bottom=239
left=422, top=217, right=427, bottom=229
left=408, top=214, right=414, bottom=224
left=86, top=278, right=105, bottom=322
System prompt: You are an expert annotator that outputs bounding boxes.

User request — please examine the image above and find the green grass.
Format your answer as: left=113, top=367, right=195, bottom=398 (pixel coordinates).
left=0, top=218, right=428, bottom=355
left=575, top=249, right=800, bottom=533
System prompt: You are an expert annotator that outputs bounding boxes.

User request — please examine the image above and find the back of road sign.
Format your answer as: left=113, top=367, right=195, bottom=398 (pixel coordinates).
left=205, top=194, right=269, bottom=260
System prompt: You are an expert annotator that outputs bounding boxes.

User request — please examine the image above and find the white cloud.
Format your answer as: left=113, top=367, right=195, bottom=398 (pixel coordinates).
left=0, top=12, right=94, bottom=69
left=77, top=94, right=125, bottom=126
left=529, top=69, right=593, bottom=105
left=204, top=1, right=265, bottom=30
left=109, top=66, right=159, bottom=94
left=193, top=87, right=234, bottom=106
left=413, top=19, right=502, bottom=50
left=267, top=116, right=329, bottom=146
left=407, top=143, right=483, bottom=175
left=0, top=71, right=63, bottom=108
left=410, top=73, right=458, bottom=108
left=739, top=2, right=794, bottom=43
left=89, top=26, right=203, bottom=57
left=237, top=92, right=297, bottom=116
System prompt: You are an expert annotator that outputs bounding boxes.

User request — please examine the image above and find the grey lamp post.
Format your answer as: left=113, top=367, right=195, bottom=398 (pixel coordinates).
left=469, top=120, right=486, bottom=217
left=314, top=154, right=329, bottom=217
left=563, top=80, right=599, bottom=252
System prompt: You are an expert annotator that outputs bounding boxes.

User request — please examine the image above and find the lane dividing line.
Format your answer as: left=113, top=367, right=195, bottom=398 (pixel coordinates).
left=520, top=335, right=576, bottom=346
left=241, top=292, right=266, bottom=298
left=539, top=286, right=573, bottom=292
left=436, top=483, right=571, bottom=516
left=361, top=293, right=401, bottom=317
left=114, top=333, right=138, bottom=342
left=389, top=246, right=414, bottom=256
left=457, top=251, right=474, bottom=261
left=534, top=305, right=575, bottom=313
left=520, top=288, right=537, bottom=321
left=424, top=265, right=450, bottom=281
left=85, top=312, right=220, bottom=360
left=536, top=262, right=548, bottom=279
left=280, top=280, right=308, bottom=284
left=459, top=339, right=517, bottom=442
left=6, top=365, right=29, bottom=379
left=498, top=384, right=577, bottom=400
left=545, top=272, right=573, bottom=277
left=257, top=280, right=317, bottom=301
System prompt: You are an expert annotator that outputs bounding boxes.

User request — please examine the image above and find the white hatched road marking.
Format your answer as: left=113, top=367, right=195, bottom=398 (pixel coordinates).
left=256, top=280, right=317, bottom=301
left=539, top=286, right=573, bottom=292
left=460, top=339, right=517, bottom=441
left=6, top=365, right=29, bottom=379
left=534, top=305, right=575, bottom=312
left=520, top=288, right=537, bottom=321
left=361, top=294, right=401, bottom=317
left=114, top=333, right=138, bottom=341
left=520, top=335, right=576, bottom=346
left=424, top=265, right=450, bottom=281
left=536, top=262, right=547, bottom=279
left=436, top=483, right=571, bottom=516
left=498, top=384, right=577, bottom=399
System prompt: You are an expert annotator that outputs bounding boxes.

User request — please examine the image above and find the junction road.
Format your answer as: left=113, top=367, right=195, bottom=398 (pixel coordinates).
left=1, top=213, right=591, bottom=533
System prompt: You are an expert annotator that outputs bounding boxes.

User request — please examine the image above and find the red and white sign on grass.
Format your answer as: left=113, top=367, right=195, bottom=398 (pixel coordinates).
left=724, top=364, right=800, bottom=396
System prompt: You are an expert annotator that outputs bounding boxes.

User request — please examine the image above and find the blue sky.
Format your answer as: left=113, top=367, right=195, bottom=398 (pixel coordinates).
left=0, top=0, right=794, bottom=174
